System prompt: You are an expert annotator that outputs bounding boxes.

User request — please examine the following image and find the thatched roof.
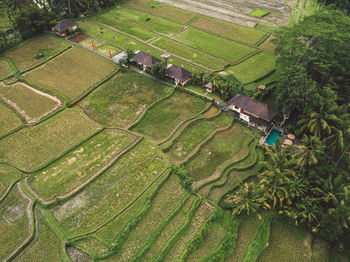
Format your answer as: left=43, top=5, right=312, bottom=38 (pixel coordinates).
left=132, top=51, right=161, bottom=68
left=53, top=19, right=77, bottom=33
left=205, top=82, right=213, bottom=89
left=228, top=94, right=275, bottom=121
left=166, top=65, right=191, bottom=82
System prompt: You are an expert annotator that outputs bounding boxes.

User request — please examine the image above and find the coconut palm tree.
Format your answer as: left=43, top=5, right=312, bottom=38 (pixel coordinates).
left=294, top=135, right=325, bottom=171
left=323, top=126, right=344, bottom=157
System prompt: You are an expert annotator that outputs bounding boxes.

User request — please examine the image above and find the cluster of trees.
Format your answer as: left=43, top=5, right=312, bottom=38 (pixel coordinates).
left=274, top=8, right=350, bottom=163
left=319, top=0, right=350, bottom=14
left=203, top=73, right=243, bottom=100
left=227, top=139, right=350, bottom=245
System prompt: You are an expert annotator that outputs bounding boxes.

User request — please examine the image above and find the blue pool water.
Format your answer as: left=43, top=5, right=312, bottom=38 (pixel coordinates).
left=266, top=129, right=282, bottom=145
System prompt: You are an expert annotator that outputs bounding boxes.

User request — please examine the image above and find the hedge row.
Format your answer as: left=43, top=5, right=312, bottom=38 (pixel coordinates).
left=242, top=215, right=275, bottom=262
left=179, top=206, right=223, bottom=262
left=154, top=196, right=202, bottom=262
left=129, top=193, right=192, bottom=262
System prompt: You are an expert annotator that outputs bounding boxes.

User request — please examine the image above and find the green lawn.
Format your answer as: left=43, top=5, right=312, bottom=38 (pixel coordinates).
left=0, top=102, right=22, bottom=137
left=93, top=13, right=159, bottom=41
left=0, top=108, right=102, bottom=172
left=0, top=82, right=62, bottom=124
left=224, top=51, right=276, bottom=83
left=191, top=16, right=267, bottom=45
left=151, top=37, right=226, bottom=70
left=27, top=129, right=136, bottom=201
left=174, top=28, right=257, bottom=63
left=131, top=90, right=208, bottom=141
left=123, top=0, right=198, bottom=25
left=80, top=71, right=172, bottom=128
left=51, top=138, right=171, bottom=238
left=0, top=164, right=21, bottom=199
left=5, top=34, right=69, bottom=72
left=0, top=185, right=30, bottom=260
left=24, top=47, right=117, bottom=103
left=96, top=43, right=122, bottom=57
left=14, top=207, right=70, bottom=262
left=185, top=123, right=253, bottom=181
left=168, top=112, right=232, bottom=161
left=107, top=7, right=184, bottom=36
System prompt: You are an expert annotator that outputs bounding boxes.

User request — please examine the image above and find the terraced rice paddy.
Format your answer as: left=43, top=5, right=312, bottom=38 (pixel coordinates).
left=0, top=59, right=12, bottom=78
left=24, top=47, right=117, bottom=102
left=80, top=71, right=172, bottom=128
left=0, top=108, right=102, bottom=172
left=5, top=34, right=69, bottom=72
left=0, top=82, right=62, bottom=124
left=0, top=164, right=21, bottom=199
left=131, top=90, right=208, bottom=141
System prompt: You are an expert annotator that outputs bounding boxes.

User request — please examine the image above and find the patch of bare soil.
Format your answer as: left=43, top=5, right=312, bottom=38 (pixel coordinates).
left=67, top=245, right=92, bottom=262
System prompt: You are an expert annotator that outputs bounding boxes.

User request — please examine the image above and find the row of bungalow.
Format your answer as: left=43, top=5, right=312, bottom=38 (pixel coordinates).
left=132, top=51, right=192, bottom=86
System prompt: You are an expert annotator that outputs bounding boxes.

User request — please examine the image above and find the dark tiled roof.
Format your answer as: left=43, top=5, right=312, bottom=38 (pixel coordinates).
left=228, top=94, right=275, bottom=121
left=166, top=65, right=192, bottom=82
left=132, top=51, right=161, bottom=68
left=53, top=19, right=77, bottom=33
left=249, top=117, right=268, bottom=126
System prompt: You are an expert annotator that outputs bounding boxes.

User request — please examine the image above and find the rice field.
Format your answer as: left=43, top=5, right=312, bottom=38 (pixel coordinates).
left=50, top=138, right=171, bottom=238
left=27, top=129, right=136, bottom=201
left=24, top=47, right=117, bottom=102
left=0, top=59, right=13, bottom=78
left=80, top=71, right=172, bottom=128
left=5, top=34, right=69, bottom=72
left=0, top=101, right=22, bottom=137
left=0, top=108, right=102, bottom=172
left=131, top=90, right=208, bottom=141
left=0, top=82, right=62, bottom=124
left=0, top=164, right=21, bottom=199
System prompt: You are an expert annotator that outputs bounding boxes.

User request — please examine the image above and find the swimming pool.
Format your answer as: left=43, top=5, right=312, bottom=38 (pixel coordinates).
left=266, top=129, right=282, bottom=145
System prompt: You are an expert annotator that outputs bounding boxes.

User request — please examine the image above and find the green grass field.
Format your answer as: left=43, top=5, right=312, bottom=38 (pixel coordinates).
left=0, top=82, right=62, bottom=124
left=259, top=35, right=278, bottom=53
left=24, top=47, right=117, bottom=102
left=96, top=43, right=122, bottom=57
left=0, top=164, right=21, bottom=199
left=79, top=36, right=105, bottom=49
left=131, top=90, right=208, bottom=141
left=0, top=185, right=30, bottom=260
left=14, top=207, right=69, bottom=262
left=93, top=13, right=159, bottom=41
left=224, top=51, right=276, bottom=83
left=191, top=16, right=267, bottom=45
left=107, top=7, right=184, bottom=36
left=0, top=101, right=22, bottom=137
left=123, top=0, right=198, bottom=24
left=167, top=112, right=232, bottom=161
left=5, top=34, right=69, bottom=72
left=0, top=59, right=12, bottom=78
left=174, top=28, right=257, bottom=63
left=27, top=129, right=136, bottom=201
left=250, top=9, right=270, bottom=18
left=185, top=123, right=252, bottom=181
left=0, top=108, right=102, bottom=172
left=80, top=71, right=172, bottom=128
left=151, top=37, right=226, bottom=70
left=51, top=138, right=171, bottom=238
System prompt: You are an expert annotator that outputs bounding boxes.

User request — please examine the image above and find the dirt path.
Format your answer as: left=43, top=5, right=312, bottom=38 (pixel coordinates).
left=2, top=183, right=34, bottom=262
left=24, top=134, right=141, bottom=206
left=0, top=81, right=63, bottom=124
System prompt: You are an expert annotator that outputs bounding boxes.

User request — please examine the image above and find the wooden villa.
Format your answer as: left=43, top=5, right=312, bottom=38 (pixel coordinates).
left=132, top=51, right=161, bottom=71
left=52, top=19, right=77, bottom=36
left=228, top=94, right=275, bottom=131
left=166, top=64, right=192, bottom=86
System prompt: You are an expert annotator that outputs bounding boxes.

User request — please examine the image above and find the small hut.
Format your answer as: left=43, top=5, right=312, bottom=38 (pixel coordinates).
left=52, top=19, right=78, bottom=37
left=258, top=85, right=266, bottom=91
left=205, top=82, right=213, bottom=93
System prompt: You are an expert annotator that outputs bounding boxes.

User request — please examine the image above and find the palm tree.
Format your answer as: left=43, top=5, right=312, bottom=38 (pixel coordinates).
left=323, top=126, right=344, bottom=157
left=297, top=109, right=339, bottom=138
left=226, top=183, right=269, bottom=216
left=294, top=136, right=325, bottom=171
